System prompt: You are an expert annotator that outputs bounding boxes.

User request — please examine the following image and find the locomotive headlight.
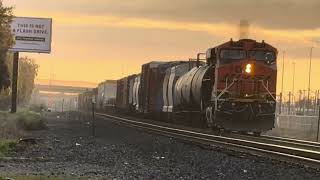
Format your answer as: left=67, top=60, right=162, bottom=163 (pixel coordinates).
left=245, top=64, right=252, bottom=74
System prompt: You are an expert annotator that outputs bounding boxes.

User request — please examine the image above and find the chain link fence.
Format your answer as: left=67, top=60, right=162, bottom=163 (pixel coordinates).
left=268, top=90, right=320, bottom=141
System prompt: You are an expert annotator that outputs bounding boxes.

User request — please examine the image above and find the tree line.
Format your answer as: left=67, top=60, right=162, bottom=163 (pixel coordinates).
left=0, top=1, right=39, bottom=110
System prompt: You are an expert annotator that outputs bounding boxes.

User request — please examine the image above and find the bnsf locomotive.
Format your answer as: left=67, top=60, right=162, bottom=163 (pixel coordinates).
left=78, top=39, right=278, bottom=135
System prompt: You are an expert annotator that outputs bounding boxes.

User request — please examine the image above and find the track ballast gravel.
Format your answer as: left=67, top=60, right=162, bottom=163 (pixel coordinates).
left=1, top=112, right=320, bottom=179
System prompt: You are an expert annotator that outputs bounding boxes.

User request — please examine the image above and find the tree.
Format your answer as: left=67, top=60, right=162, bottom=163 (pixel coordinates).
left=0, top=56, right=39, bottom=109
left=0, top=1, right=14, bottom=91
left=17, top=57, right=39, bottom=105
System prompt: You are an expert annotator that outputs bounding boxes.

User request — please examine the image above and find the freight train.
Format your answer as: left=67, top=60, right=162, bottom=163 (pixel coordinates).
left=78, top=39, right=278, bottom=135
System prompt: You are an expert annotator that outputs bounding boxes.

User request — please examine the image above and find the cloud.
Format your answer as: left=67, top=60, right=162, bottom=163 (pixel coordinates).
left=11, top=9, right=318, bottom=61
left=6, top=0, right=320, bottom=48
left=5, top=0, right=320, bottom=92
left=20, top=11, right=320, bottom=48
left=5, top=0, right=320, bottom=30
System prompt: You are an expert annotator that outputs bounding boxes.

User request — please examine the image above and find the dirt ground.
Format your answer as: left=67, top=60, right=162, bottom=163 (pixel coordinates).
left=1, top=112, right=320, bottom=179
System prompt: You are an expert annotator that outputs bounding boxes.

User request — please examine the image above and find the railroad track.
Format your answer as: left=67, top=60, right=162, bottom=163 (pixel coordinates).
left=226, top=134, right=320, bottom=152
left=96, top=113, right=320, bottom=168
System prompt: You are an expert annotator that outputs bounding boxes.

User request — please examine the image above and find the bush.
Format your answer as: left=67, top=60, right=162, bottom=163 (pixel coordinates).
left=16, top=111, right=46, bottom=131
left=0, top=139, right=16, bottom=157
left=29, top=104, right=47, bottom=113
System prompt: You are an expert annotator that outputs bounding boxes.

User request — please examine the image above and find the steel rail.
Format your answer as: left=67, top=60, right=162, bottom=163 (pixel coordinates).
left=96, top=113, right=320, bottom=167
left=262, top=135, right=320, bottom=146
left=226, top=134, right=320, bottom=152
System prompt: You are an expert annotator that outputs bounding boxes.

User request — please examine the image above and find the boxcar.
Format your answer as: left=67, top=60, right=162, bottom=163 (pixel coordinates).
left=97, top=80, right=117, bottom=112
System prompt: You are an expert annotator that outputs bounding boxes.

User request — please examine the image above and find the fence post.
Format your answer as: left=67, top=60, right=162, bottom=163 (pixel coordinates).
left=91, top=96, right=96, bottom=137
left=92, top=102, right=95, bottom=137
left=279, top=92, right=282, bottom=114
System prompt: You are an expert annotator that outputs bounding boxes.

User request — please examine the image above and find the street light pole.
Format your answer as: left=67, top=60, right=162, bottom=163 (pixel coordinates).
left=280, top=51, right=285, bottom=114
left=317, top=105, right=320, bottom=142
left=307, top=47, right=313, bottom=114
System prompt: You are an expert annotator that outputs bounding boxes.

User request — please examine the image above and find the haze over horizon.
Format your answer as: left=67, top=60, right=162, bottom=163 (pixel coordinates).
left=4, top=0, right=320, bottom=93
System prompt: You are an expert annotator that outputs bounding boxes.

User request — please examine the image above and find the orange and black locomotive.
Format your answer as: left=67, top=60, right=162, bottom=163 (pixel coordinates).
left=205, top=39, right=277, bottom=134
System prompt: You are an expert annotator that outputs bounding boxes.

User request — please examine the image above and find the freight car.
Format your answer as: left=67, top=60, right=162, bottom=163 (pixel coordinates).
left=139, top=61, right=197, bottom=119
left=115, top=74, right=138, bottom=112
left=97, top=80, right=117, bottom=112
left=78, top=39, right=278, bottom=135
left=78, top=88, right=98, bottom=112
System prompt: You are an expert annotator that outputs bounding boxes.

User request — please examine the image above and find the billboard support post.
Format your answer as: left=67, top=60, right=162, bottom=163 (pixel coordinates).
left=11, top=52, right=19, bottom=113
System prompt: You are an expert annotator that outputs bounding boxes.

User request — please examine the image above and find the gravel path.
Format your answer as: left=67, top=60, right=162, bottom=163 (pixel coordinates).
left=1, top=112, right=320, bottom=179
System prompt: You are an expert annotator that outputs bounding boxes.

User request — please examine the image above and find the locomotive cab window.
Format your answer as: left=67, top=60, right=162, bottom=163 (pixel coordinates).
left=220, top=49, right=246, bottom=61
left=249, top=51, right=276, bottom=63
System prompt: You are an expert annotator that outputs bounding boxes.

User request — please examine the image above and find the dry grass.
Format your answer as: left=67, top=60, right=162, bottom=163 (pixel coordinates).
left=0, top=111, right=22, bottom=139
left=0, top=139, right=16, bottom=157
left=0, top=111, right=46, bottom=135
left=16, top=111, right=46, bottom=131
left=0, top=176, right=79, bottom=180
left=0, top=111, right=20, bottom=157
left=0, top=111, right=47, bottom=157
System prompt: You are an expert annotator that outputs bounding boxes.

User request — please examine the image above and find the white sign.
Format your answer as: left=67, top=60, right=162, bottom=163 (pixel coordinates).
left=10, top=17, right=52, bottom=53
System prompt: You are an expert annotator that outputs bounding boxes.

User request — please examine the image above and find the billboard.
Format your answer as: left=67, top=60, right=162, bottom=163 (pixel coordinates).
left=10, top=17, right=52, bottom=53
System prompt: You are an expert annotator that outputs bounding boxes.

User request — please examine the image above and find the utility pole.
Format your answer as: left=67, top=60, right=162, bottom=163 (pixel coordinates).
left=299, top=90, right=302, bottom=112
left=318, top=90, right=320, bottom=110
left=62, top=98, right=64, bottom=112
left=315, top=93, right=318, bottom=114
left=303, top=90, right=306, bottom=115
left=279, top=51, right=285, bottom=114
left=291, top=62, right=296, bottom=114
left=307, top=47, right=313, bottom=114
left=288, top=92, right=291, bottom=114
left=316, top=90, right=318, bottom=109
left=317, top=105, right=320, bottom=142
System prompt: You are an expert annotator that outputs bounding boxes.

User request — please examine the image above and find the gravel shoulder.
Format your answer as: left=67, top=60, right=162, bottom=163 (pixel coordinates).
left=1, top=112, right=320, bottom=179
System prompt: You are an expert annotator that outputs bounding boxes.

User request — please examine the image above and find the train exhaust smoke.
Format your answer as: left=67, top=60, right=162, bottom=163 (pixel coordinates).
left=239, top=19, right=250, bottom=39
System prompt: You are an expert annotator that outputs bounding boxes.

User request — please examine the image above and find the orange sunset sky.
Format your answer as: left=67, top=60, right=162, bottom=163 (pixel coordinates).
left=3, top=0, right=320, bottom=94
